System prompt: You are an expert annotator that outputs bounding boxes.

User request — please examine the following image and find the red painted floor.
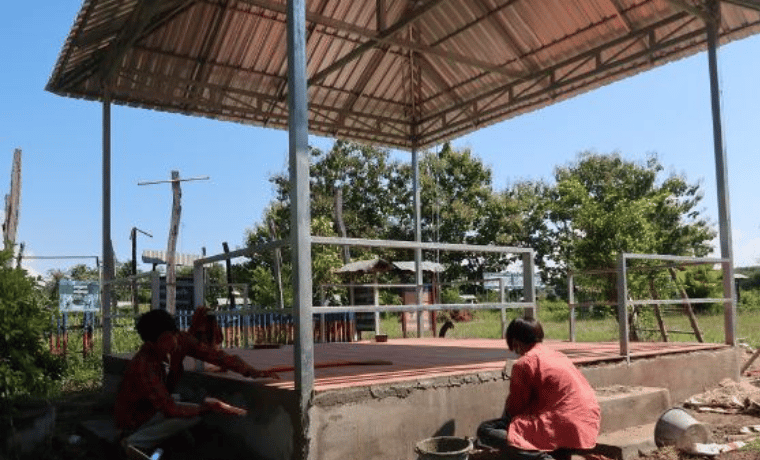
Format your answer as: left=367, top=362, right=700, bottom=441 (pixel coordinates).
left=198, top=338, right=729, bottom=392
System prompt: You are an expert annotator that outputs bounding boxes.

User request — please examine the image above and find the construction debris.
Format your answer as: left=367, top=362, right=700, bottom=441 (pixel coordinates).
left=683, top=378, right=760, bottom=415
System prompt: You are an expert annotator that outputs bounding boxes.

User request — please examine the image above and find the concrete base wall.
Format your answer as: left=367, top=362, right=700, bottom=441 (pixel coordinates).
left=311, top=371, right=507, bottom=460
left=104, top=347, right=739, bottom=460
left=309, top=348, right=739, bottom=460
left=580, top=347, right=740, bottom=404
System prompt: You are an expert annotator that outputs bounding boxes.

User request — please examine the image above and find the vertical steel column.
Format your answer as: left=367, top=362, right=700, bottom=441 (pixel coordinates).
left=499, top=278, right=506, bottom=338
left=568, top=272, right=576, bottom=342
left=287, top=0, right=314, bottom=457
left=412, top=148, right=423, bottom=337
left=617, top=253, right=630, bottom=360
left=522, top=251, right=535, bottom=319
left=706, top=0, right=736, bottom=346
left=102, top=91, right=113, bottom=355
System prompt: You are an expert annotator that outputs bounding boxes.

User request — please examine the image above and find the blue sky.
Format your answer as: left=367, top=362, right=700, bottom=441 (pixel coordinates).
left=2, top=2, right=759, bottom=278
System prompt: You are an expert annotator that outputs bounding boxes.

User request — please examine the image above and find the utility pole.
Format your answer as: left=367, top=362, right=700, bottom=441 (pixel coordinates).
left=138, top=171, right=208, bottom=314
left=4, top=148, right=22, bottom=256
left=130, top=227, right=153, bottom=314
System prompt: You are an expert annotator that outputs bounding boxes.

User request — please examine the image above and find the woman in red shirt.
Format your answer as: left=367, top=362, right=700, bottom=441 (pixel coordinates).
left=477, top=317, right=600, bottom=460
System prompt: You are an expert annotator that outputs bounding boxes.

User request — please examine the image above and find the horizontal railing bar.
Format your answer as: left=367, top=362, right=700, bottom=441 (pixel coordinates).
left=568, top=301, right=618, bottom=308
left=311, top=236, right=532, bottom=254
left=625, top=297, right=729, bottom=306
left=194, top=239, right=288, bottom=265
left=637, top=328, right=696, bottom=334
left=312, top=302, right=534, bottom=314
left=623, top=253, right=728, bottom=264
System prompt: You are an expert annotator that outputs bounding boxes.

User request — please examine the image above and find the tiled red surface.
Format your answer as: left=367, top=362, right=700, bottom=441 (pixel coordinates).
left=191, top=339, right=728, bottom=392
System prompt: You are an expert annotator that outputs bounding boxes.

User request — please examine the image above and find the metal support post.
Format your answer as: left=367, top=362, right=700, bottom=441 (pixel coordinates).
left=412, top=148, right=424, bottom=337
left=287, top=0, right=314, bottom=457
left=522, top=251, right=536, bottom=319
left=499, top=278, right=506, bottom=338
left=706, top=0, right=736, bottom=346
left=568, top=273, right=576, bottom=342
left=102, top=90, right=113, bottom=356
left=617, top=253, right=630, bottom=360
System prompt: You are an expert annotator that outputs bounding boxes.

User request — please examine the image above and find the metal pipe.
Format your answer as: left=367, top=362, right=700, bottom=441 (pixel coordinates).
left=101, top=89, right=113, bottom=355
left=705, top=0, right=736, bottom=346
left=617, top=253, right=630, bottom=360
left=568, top=273, right=576, bottom=342
left=287, top=0, right=313, bottom=457
left=412, top=147, right=424, bottom=337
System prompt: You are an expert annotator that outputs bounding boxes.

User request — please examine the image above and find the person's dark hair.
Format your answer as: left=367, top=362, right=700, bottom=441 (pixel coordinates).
left=136, top=309, right=178, bottom=343
left=505, top=317, right=544, bottom=352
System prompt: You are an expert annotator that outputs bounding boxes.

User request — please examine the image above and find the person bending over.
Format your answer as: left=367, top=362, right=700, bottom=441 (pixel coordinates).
left=114, top=309, right=278, bottom=459
left=477, top=317, right=600, bottom=460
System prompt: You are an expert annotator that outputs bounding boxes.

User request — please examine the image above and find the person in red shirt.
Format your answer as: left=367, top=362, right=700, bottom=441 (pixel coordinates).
left=477, top=317, right=600, bottom=460
left=114, top=309, right=278, bottom=459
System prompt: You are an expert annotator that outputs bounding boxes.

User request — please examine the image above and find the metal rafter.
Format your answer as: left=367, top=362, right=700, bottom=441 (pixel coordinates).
left=53, top=0, right=196, bottom=90
left=604, top=0, right=634, bottom=31
left=111, top=68, right=412, bottom=138
left=721, top=0, right=760, bottom=11
left=182, top=0, right=229, bottom=107
left=308, top=0, right=450, bottom=85
left=333, top=47, right=390, bottom=130
left=469, top=1, right=539, bottom=73
left=418, top=11, right=698, bottom=143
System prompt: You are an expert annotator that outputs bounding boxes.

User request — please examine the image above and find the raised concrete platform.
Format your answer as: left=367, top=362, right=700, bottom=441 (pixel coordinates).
left=102, top=339, right=738, bottom=460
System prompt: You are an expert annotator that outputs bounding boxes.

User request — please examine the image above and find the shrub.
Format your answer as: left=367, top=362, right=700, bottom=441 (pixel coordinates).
left=0, top=248, right=65, bottom=408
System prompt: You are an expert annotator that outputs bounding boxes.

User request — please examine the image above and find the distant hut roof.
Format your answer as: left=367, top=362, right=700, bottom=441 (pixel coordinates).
left=335, top=258, right=393, bottom=275
left=335, top=258, right=445, bottom=276
left=392, top=261, right=445, bottom=274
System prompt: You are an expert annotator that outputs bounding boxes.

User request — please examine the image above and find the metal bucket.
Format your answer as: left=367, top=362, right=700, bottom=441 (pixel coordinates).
left=415, top=436, right=473, bottom=460
left=654, top=407, right=710, bottom=449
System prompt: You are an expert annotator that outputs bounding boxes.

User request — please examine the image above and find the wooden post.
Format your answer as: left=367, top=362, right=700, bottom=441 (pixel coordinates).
left=3, top=148, right=22, bottom=254
left=138, top=172, right=208, bottom=313
left=165, top=171, right=181, bottom=314
left=222, top=242, right=236, bottom=309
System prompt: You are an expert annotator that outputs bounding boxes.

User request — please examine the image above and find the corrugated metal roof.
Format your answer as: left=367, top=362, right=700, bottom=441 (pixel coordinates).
left=47, top=0, right=760, bottom=151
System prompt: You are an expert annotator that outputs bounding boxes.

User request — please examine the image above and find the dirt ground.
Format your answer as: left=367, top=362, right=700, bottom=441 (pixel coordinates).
left=39, top=348, right=760, bottom=460
left=635, top=346, right=760, bottom=460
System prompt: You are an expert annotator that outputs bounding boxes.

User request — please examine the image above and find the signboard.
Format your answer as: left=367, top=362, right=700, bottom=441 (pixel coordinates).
left=159, top=276, right=195, bottom=311
left=59, top=280, right=101, bottom=312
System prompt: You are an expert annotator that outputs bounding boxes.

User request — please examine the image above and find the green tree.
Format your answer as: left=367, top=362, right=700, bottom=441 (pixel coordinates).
left=69, top=263, right=100, bottom=281
left=242, top=140, right=509, bottom=296
left=543, top=151, right=715, bottom=295
left=393, top=143, right=500, bottom=280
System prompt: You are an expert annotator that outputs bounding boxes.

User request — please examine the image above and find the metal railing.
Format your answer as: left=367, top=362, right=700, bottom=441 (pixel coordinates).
left=567, top=253, right=734, bottom=360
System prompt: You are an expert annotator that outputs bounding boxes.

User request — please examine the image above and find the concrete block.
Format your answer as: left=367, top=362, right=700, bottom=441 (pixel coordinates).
left=596, top=386, right=670, bottom=433
left=595, top=422, right=658, bottom=460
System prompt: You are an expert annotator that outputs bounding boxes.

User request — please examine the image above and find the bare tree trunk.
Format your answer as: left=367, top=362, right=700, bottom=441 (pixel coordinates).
left=669, top=267, right=704, bottom=342
left=648, top=278, right=668, bottom=342
left=334, top=187, right=350, bottom=263
left=268, top=218, right=285, bottom=310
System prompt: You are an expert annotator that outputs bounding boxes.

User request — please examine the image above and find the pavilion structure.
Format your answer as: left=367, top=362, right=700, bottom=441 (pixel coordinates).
left=47, top=0, right=760, bottom=457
